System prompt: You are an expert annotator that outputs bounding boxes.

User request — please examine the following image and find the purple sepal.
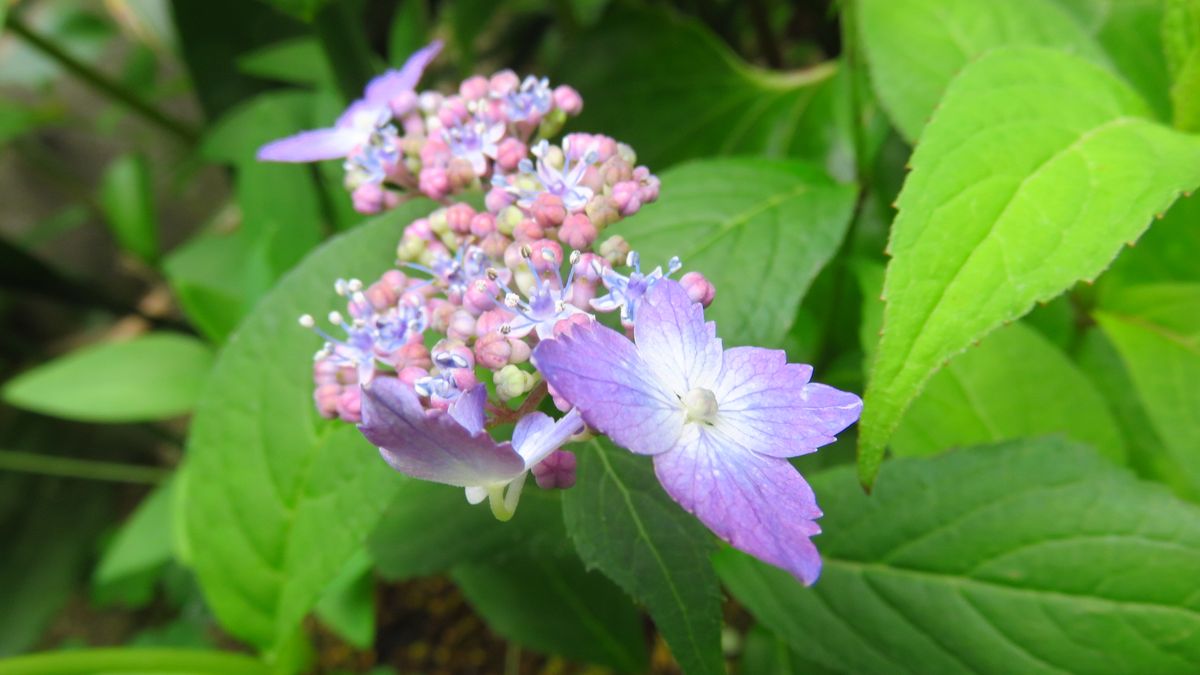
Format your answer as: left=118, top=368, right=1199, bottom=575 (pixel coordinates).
left=256, top=128, right=361, bottom=162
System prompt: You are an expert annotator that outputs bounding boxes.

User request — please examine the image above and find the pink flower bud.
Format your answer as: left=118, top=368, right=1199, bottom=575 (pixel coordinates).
left=336, top=366, right=358, bottom=386
left=532, top=450, right=577, bottom=489
left=513, top=218, right=545, bottom=242
left=559, top=213, right=597, bottom=249
left=474, top=332, right=512, bottom=369
left=527, top=239, right=563, bottom=272
left=611, top=180, right=642, bottom=216
left=336, top=388, right=362, bottom=423
left=451, top=368, right=478, bottom=391
left=459, top=75, right=490, bottom=100
left=406, top=218, right=434, bottom=240
left=352, top=183, right=397, bottom=215
left=569, top=278, right=598, bottom=308
left=579, top=165, right=604, bottom=192
left=469, top=212, right=497, bottom=237
left=447, top=309, right=477, bottom=341
left=420, top=136, right=450, bottom=165
left=585, top=196, right=620, bottom=228
left=508, top=338, right=531, bottom=364
left=476, top=308, right=512, bottom=337
left=680, top=271, right=716, bottom=307
left=553, top=85, right=583, bottom=115
left=419, top=167, right=450, bottom=199
left=445, top=203, right=476, bottom=234
left=601, top=157, right=633, bottom=186
left=389, top=90, right=419, bottom=117
left=381, top=269, right=407, bottom=290
left=547, top=382, right=572, bottom=412
left=464, top=279, right=498, bottom=315
left=438, top=97, right=469, bottom=126
left=429, top=301, right=456, bottom=332
left=489, top=70, right=520, bottom=96
left=480, top=232, right=510, bottom=259
left=365, top=280, right=398, bottom=311
left=639, top=173, right=661, bottom=203
left=552, top=313, right=592, bottom=337
left=314, top=383, right=341, bottom=418
left=532, top=193, right=566, bottom=229
left=389, top=342, right=432, bottom=370
left=447, top=157, right=477, bottom=187
left=495, top=138, right=527, bottom=172
left=574, top=253, right=609, bottom=282
left=397, top=367, right=427, bottom=388
left=485, top=187, right=514, bottom=212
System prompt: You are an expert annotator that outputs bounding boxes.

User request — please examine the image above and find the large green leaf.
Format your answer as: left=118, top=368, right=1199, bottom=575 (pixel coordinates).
left=717, top=438, right=1200, bottom=674
left=93, top=479, right=176, bottom=606
left=611, top=159, right=856, bottom=348
left=893, top=321, right=1125, bottom=462
left=1164, top=0, right=1200, bottom=130
left=556, top=6, right=882, bottom=180
left=1096, top=283, right=1200, bottom=498
left=452, top=548, right=648, bottom=671
left=185, top=202, right=432, bottom=654
left=562, top=440, right=723, bottom=675
left=858, top=0, right=1106, bottom=141
left=99, top=153, right=159, bottom=265
left=2, top=333, right=212, bottom=423
left=858, top=46, right=1200, bottom=487
left=369, top=482, right=566, bottom=581
left=1099, top=193, right=1200, bottom=292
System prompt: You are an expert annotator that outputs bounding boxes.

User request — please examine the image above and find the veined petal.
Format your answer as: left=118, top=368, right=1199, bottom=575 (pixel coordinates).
left=364, top=39, right=444, bottom=105
left=634, top=279, right=722, bottom=395
left=654, top=429, right=823, bottom=585
left=533, top=321, right=684, bottom=455
left=448, top=384, right=487, bottom=435
left=513, top=408, right=584, bottom=468
left=256, top=127, right=361, bottom=162
left=359, top=377, right=525, bottom=487
left=714, top=347, right=863, bottom=458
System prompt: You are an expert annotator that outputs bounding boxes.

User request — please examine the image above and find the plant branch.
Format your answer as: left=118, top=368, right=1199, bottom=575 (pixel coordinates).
left=0, top=449, right=170, bottom=484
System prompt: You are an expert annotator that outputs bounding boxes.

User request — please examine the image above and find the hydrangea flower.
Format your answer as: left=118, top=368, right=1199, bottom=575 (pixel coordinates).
left=532, top=279, right=862, bottom=584
left=359, top=378, right=583, bottom=519
left=257, top=41, right=442, bottom=162
left=590, top=251, right=681, bottom=325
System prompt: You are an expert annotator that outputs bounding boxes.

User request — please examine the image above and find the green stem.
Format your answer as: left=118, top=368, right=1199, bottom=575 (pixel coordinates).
left=0, top=648, right=269, bottom=675
left=0, top=450, right=169, bottom=484
left=314, top=1, right=377, bottom=104
left=5, top=13, right=199, bottom=144
left=839, top=0, right=872, bottom=181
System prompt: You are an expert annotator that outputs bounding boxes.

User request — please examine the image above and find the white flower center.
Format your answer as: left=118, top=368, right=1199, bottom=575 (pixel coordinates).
left=682, top=387, right=719, bottom=425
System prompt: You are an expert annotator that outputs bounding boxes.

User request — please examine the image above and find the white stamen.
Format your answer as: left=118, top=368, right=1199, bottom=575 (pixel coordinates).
left=299, top=314, right=315, bottom=328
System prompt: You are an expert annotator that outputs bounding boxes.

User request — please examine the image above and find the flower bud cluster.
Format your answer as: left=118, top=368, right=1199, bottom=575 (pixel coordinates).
left=299, top=69, right=714, bottom=492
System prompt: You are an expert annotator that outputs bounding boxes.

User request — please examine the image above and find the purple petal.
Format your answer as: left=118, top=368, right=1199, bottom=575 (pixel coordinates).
left=358, top=377, right=525, bottom=487
left=513, top=408, right=584, bottom=467
left=448, top=384, right=487, bottom=435
left=654, top=431, right=823, bottom=585
left=364, top=40, right=444, bottom=106
left=714, top=347, right=863, bottom=458
left=256, top=127, right=361, bottom=162
left=533, top=321, right=684, bottom=455
left=635, top=279, right=723, bottom=395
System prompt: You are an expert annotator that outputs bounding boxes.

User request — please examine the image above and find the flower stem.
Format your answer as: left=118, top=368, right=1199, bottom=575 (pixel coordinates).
left=0, top=449, right=169, bottom=484
left=5, top=13, right=199, bottom=144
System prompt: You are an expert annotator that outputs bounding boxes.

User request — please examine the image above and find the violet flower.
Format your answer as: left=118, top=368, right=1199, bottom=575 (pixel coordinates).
left=257, top=41, right=442, bottom=162
left=532, top=279, right=862, bottom=584
left=590, top=251, right=681, bottom=325
left=359, top=378, right=583, bottom=520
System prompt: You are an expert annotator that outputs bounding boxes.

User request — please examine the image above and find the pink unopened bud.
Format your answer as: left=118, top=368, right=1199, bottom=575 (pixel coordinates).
left=508, top=338, right=531, bottom=364
left=569, top=278, right=598, bottom=308
left=464, top=279, right=499, bottom=314
left=680, top=271, right=716, bottom=307
left=547, top=382, right=572, bottom=412
left=351, top=183, right=398, bottom=215
left=527, top=239, right=563, bottom=272
left=389, top=90, right=419, bottom=117
left=365, top=280, right=399, bottom=311
left=559, top=213, right=597, bottom=249
left=532, top=193, right=566, bottom=229
left=476, top=308, right=512, bottom=337
left=601, top=157, right=633, bottom=186
left=611, top=181, right=643, bottom=216
left=420, top=136, right=450, bottom=165
left=495, top=138, right=527, bottom=172
left=445, top=203, right=476, bottom=234
left=553, top=85, right=583, bottom=115
left=485, top=186, right=514, bottom=212
left=532, top=450, right=577, bottom=489
left=470, top=212, right=497, bottom=237
left=429, top=300, right=455, bottom=332
left=574, top=253, right=609, bottom=282
left=513, top=218, right=545, bottom=242
left=489, top=70, right=520, bottom=96
left=447, top=157, right=477, bottom=187
left=438, top=97, right=469, bottom=126
left=314, top=383, right=341, bottom=418
left=406, top=218, right=434, bottom=240
left=336, top=388, right=362, bottom=423
left=579, top=165, right=604, bottom=192
left=459, top=75, right=490, bottom=100
left=639, top=173, right=661, bottom=203
left=479, top=231, right=510, bottom=259
left=451, top=368, right=478, bottom=391
left=388, top=342, right=432, bottom=370
left=419, top=167, right=450, bottom=199
left=585, top=196, right=620, bottom=228
left=474, top=332, right=512, bottom=369
left=552, top=312, right=591, bottom=337
left=314, top=358, right=339, bottom=385
left=447, top=309, right=477, bottom=341
left=396, top=367, right=426, bottom=389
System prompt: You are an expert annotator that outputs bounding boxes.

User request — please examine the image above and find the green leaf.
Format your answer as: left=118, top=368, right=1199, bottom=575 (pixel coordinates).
left=2, top=333, right=213, bottom=423
left=611, top=159, right=856, bottom=348
left=0, top=99, right=61, bottom=146
left=94, top=478, right=176, bottom=606
left=858, top=0, right=1107, bottom=141
left=893, top=321, right=1126, bottom=462
left=369, top=482, right=566, bottom=581
left=739, top=625, right=839, bottom=675
left=0, top=648, right=271, bottom=675
left=556, top=6, right=883, bottom=180
left=858, top=46, right=1200, bottom=487
left=387, top=0, right=430, bottom=65
left=717, top=437, right=1200, bottom=674
left=237, top=38, right=333, bottom=86
left=258, top=0, right=328, bottom=22
left=452, top=547, right=648, bottom=671
left=313, top=551, right=374, bottom=649
left=1100, top=194, right=1200, bottom=292
left=1163, top=0, right=1200, bottom=79
left=1096, top=283, right=1200, bottom=499
left=185, top=202, right=432, bottom=653
left=99, top=153, right=159, bottom=264
left=164, top=225, right=272, bottom=343
left=562, top=439, right=723, bottom=675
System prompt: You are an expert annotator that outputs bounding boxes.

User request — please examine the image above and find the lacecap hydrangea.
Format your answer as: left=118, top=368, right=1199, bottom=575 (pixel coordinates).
left=262, top=42, right=862, bottom=585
